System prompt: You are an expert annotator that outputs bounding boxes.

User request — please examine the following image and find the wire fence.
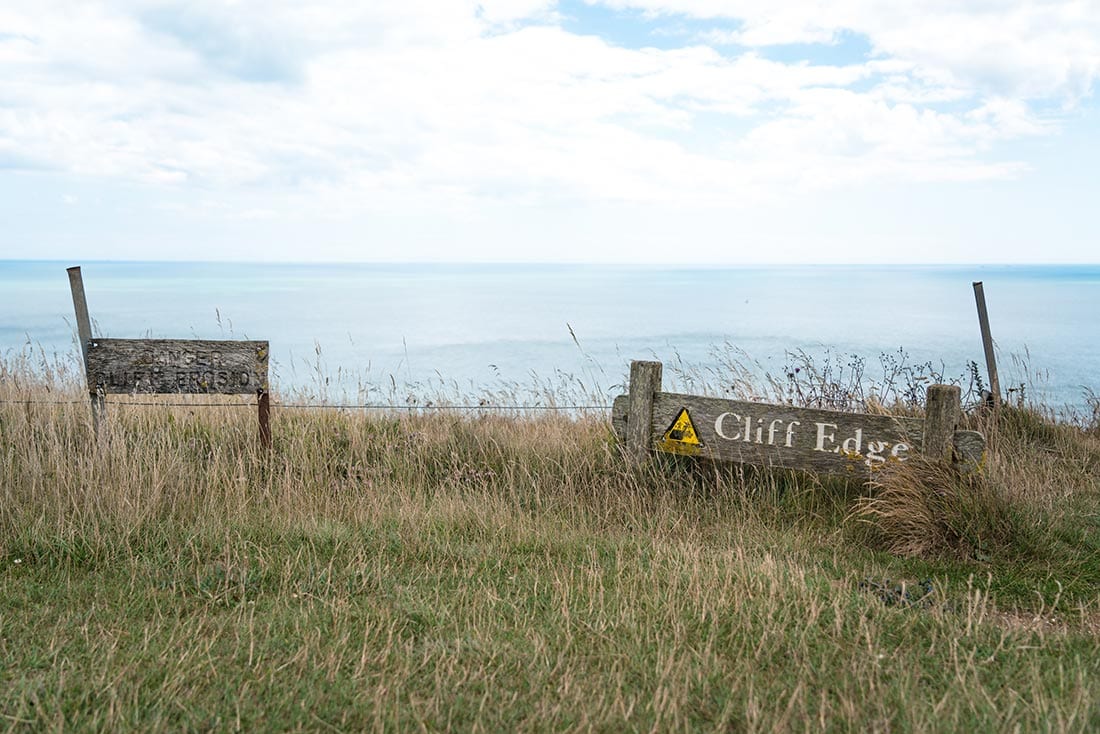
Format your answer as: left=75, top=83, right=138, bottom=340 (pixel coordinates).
left=0, top=398, right=611, bottom=412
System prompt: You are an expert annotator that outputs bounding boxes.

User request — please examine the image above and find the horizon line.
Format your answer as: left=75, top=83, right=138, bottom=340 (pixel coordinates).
left=3, top=258, right=1099, bottom=269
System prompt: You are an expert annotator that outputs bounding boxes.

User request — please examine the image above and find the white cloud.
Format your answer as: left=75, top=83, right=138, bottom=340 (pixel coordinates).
left=0, top=0, right=1094, bottom=234
left=477, top=0, right=559, bottom=24
left=595, top=0, right=1100, bottom=100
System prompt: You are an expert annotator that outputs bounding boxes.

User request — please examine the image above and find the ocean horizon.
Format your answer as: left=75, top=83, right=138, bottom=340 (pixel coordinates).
left=2, top=260, right=1097, bottom=413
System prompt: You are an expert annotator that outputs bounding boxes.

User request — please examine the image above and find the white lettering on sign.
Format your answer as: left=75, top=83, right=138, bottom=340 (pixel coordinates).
left=811, top=422, right=910, bottom=467
left=711, top=412, right=910, bottom=468
left=715, top=413, right=803, bottom=449
left=814, top=422, right=838, bottom=452
left=841, top=428, right=863, bottom=456
left=714, top=412, right=741, bottom=441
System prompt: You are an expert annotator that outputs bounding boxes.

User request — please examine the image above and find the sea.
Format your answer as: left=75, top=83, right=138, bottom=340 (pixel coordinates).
left=1, top=261, right=1097, bottom=413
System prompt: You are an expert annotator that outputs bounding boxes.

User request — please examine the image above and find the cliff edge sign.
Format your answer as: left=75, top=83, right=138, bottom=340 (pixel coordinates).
left=613, top=361, right=985, bottom=477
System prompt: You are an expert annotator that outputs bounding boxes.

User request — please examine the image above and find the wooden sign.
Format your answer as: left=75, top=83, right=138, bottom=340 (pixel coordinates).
left=86, top=338, right=268, bottom=395
left=613, top=361, right=985, bottom=476
left=67, top=266, right=272, bottom=450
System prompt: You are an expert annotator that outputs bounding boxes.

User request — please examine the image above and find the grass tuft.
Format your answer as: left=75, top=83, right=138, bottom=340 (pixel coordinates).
left=853, top=457, right=1029, bottom=560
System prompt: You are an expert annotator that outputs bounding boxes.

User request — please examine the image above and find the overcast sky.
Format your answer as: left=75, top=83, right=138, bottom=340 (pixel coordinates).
left=2, top=0, right=1098, bottom=264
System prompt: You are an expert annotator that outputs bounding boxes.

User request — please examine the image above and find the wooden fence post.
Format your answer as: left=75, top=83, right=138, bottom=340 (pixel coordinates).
left=626, top=360, right=662, bottom=465
left=258, top=389, right=271, bottom=451
left=66, top=266, right=106, bottom=441
left=972, top=282, right=1001, bottom=410
left=924, top=384, right=961, bottom=464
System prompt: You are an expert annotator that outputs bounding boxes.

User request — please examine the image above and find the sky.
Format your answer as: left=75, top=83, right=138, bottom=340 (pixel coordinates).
left=1, top=0, right=1098, bottom=264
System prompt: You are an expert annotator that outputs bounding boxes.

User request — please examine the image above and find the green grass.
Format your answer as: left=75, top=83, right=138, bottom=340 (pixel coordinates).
left=2, top=364, right=1100, bottom=732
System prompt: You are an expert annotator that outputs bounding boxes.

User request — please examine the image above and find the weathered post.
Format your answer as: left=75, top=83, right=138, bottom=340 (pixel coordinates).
left=66, top=266, right=106, bottom=440
left=924, top=384, right=961, bottom=464
left=625, top=360, right=662, bottom=465
left=972, top=282, right=1001, bottom=410
left=258, top=388, right=271, bottom=451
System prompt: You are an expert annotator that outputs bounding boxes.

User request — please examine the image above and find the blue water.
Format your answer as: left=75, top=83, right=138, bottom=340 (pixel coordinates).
left=1, top=261, right=1097, bottom=410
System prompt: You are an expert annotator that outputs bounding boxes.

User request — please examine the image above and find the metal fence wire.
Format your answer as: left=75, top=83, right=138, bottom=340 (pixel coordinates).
left=0, top=398, right=610, bottom=412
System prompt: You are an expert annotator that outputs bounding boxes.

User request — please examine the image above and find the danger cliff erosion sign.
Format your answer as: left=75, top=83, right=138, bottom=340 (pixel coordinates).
left=86, top=338, right=269, bottom=395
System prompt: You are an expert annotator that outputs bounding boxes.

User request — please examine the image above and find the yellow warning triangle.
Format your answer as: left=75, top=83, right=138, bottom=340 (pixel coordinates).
left=657, top=408, right=703, bottom=456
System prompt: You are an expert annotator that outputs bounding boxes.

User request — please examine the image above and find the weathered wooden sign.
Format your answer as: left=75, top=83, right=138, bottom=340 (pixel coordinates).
left=613, top=361, right=985, bottom=476
left=67, top=266, right=272, bottom=449
left=87, top=338, right=268, bottom=394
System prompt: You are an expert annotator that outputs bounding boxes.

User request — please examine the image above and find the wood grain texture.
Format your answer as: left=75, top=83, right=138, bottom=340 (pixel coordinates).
left=613, top=391, right=986, bottom=476
left=625, top=361, right=662, bottom=465
left=86, top=339, right=269, bottom=395
left=66, top=266, right=106, bottom=436
left=924, top=384, right=961, bottom=463
left=66, top=267, right=93, bottom=371
left=611, top=394, right=629, bottom=441
left=973, top=282, right=1001, bottom=409
left=258, top=389, right=271, bottom=449
left=953, top=430, right=987, bottom=473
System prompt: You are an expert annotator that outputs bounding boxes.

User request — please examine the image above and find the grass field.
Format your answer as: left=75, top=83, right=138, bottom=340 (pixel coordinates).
left=2, top=354, right=1099, bottom=732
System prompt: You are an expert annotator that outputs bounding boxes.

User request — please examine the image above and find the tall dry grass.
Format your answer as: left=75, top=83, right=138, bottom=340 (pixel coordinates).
left=2, top=349, right=1100, bottom=732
